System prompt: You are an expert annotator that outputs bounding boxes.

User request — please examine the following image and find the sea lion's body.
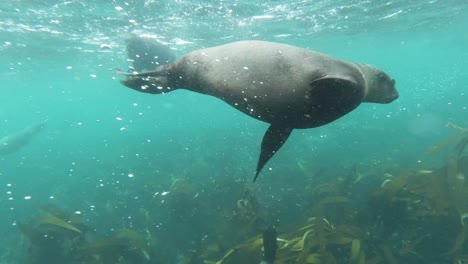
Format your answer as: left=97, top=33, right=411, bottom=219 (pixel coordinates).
left=0, top=122, right=46, bottom=155
left=119, top=41, right=398, bottom=181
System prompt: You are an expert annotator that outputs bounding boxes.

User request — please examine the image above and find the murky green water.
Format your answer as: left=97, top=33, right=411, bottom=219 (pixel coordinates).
left=0, top=0, right=467, bottom=263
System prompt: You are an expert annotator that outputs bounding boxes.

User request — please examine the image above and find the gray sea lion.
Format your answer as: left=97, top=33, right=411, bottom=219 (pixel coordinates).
left=125, top=34, right=176, bottom=72
left=117, top=40, right=398, bottom=181
left=0, top=121, right=46, bottom=155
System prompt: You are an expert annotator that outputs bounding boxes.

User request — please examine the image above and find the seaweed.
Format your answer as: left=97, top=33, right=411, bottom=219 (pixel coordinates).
left=75, top=229, right=152, bottom=264
left=201, top=127, right=468, bottom=264
left=369, top=127, right=468, bottom=262
left=17, top=205, right=87, bottom=264
left=444, top=132, right=468, bottom=260
left=17, top=205, right=159, bottom=264
left=206, top=217, right=364, bottom=264
left=203, top=235, right=264, bottom=264
left=426, top=122, right=468, bottom=155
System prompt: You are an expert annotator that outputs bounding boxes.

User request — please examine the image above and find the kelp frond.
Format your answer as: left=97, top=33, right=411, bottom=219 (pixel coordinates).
left=38, top=214, right=82, bottom=234
left=427, top=122, right=468, bottom=155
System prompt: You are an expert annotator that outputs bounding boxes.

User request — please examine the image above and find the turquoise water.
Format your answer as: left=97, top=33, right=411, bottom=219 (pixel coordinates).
left=1, top=0, right=467, bottom=263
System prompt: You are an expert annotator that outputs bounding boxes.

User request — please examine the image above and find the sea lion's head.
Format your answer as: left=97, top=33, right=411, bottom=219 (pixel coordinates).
left=357, top=64, right=398, bottom=104
left=117, top=64, right=177, bottom=94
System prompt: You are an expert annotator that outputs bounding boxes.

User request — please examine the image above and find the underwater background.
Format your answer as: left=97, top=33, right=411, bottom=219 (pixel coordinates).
left=1, top=0, right=468, bottom=263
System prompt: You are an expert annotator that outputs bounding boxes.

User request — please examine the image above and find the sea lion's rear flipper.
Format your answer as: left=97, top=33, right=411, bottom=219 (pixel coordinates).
left=125, top=34, right=176, bottom=72
left=255, top=125, right=293, bottom=182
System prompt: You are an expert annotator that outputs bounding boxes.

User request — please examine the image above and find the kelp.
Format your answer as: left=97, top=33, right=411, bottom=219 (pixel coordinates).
left=75, top=229, right=152, bottom=264
left=18, top=205, right=85, bottom=242
left=446, top=135, right=468, bottom=219
left=369, top=128, right=468, bottom=263
left=427, top=122, right=468, bottom=155
left=207, top=217, right=364, bottom=264
left=37, top=214, right=82, bottom=234
left=41, top=204, right=88, bottom=231
left=17, top=205, right=88, bottom=264
left=202, top=128, right=468, bottom=264
left=372, top=124, right=468, bottom=218
left=204, top=235, right=264, bottom=264
left=18, top=205, right=159, bottom=264
left=234, top=186, right=266, bottom=233
left=423, top=124, right=468, bottom=260
left=444, top=134, right=468, bottom=259
left=350, top=239, right=365, bottom=264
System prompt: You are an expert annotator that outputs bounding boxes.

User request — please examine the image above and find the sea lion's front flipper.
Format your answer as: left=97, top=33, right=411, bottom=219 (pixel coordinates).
left=255, top=125, right=293, bottom=182
left=308, top=75, right=364, bottom=119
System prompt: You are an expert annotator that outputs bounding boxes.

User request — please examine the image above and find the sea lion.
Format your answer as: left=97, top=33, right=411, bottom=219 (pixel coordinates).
left=117, top=40, right=398, bottom=181
left=125, top=34, right=176, bottom=72
left=0, top=121, right=46, bottom=155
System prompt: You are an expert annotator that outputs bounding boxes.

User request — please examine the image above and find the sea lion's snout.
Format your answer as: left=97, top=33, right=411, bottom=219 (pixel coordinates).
left=391, top=85, right=399, bottom=101
left=384, top=78, right=399, bottom=103
left=384, top=91, right=399, bottom=103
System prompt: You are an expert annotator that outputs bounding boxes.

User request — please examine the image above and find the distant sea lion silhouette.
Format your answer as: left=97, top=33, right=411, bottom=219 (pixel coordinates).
left=125, top=34, right=176, bottom=72
left=0, top=121, right=46, bottom=155
left=118, top=40, right=398, bottom=181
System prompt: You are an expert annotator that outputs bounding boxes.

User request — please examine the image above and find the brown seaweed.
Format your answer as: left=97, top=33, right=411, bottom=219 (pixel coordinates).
left=37, top=214, right=82, bottom=234
left=75, top=229, right=152, bottom=264
left=202, top=130, right=468, bottom=264
left=426, top=122, right=468, bottom=155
